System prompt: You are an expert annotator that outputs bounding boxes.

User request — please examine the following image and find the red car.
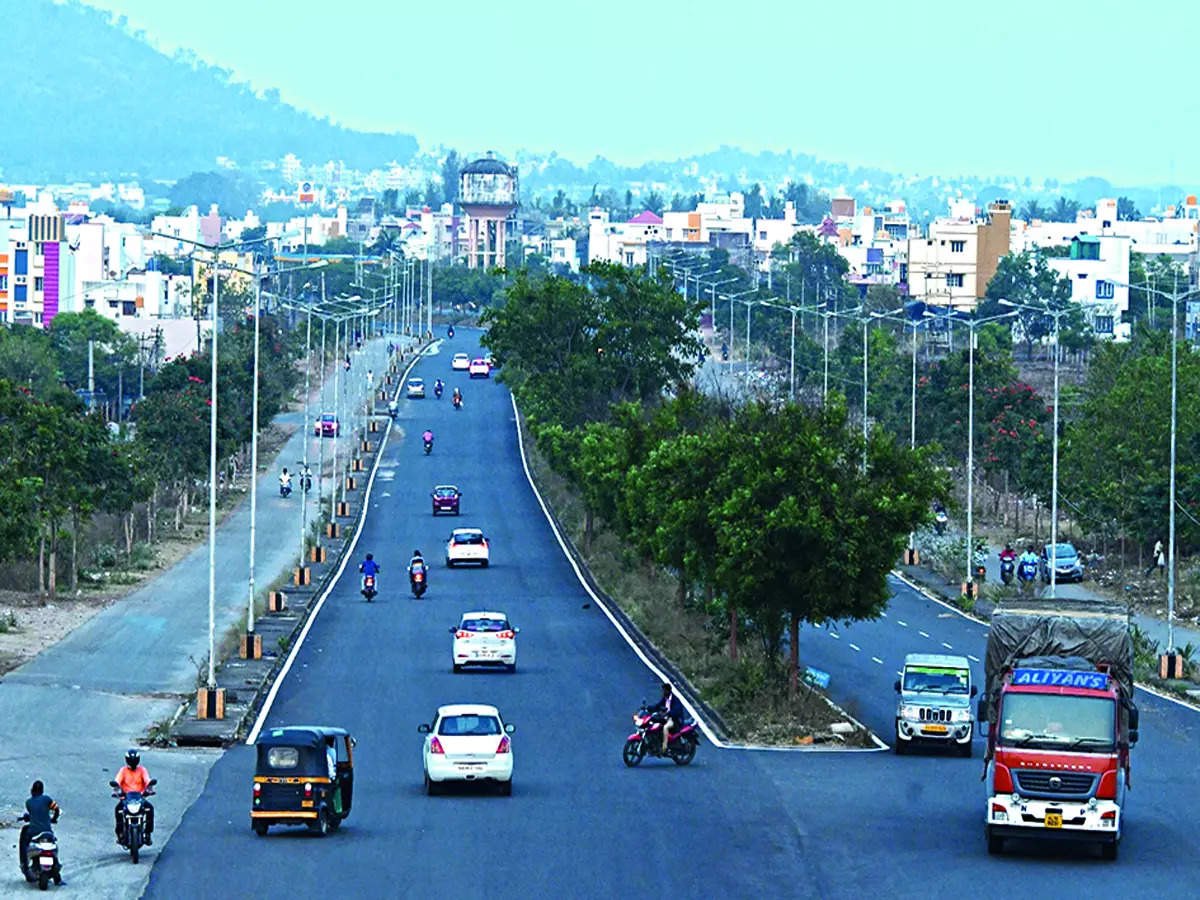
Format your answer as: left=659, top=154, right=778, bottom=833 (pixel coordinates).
left=431, top=485, right=461, bottom=516
left=314, top=413, right=340, bottom=437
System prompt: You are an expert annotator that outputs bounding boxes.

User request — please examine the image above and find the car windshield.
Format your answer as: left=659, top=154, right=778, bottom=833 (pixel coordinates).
left=409, top=379, right=423, bottom=386
left=454, top=354, right=468, bottom=361
left=998, top=694, right=1115, bottom=751
left=438, top=714, right=501, bottom=736
left=1045, top=543, right=1077, bottom=560
left=462, top=618, right=508, bottom=632
left=454, top=532, right=484, bottom=544
left=435, top=488, right=458, bottom=497
left=321, top=415, right=335, bottom=422
left=903, top=665, right=969, bottom=693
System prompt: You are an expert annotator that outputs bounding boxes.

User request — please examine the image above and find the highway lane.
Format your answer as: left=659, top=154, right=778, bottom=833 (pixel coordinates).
left=146, top=330, right=1200, bottom=898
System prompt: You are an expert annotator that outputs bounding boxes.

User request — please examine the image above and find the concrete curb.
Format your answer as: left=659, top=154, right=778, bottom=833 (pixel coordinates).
left=511, top=394, right=885, bottom=753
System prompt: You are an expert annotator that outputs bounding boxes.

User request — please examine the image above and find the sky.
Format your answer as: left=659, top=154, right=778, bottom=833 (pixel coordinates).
left=81, top=0, right=1199, bottom=184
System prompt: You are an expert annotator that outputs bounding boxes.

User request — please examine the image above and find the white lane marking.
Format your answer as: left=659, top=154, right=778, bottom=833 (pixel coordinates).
left=897, top=620, right=908, bottom=627
left=849, top=643, right=861, bottom=652
left=919, top=630, right=930, bottom=638
left=872, top=657, right=884, bottom=665
left=247, top=342, right=426, bottom=745
left=968, top=654, right=980, bottom=662
left=512, top=393, right=886, bottom=752
left=830, top=633, right=840, bottom=639
left=942, top=642, right=954, bottom=650
left=879, top=612, right=887, bottom=618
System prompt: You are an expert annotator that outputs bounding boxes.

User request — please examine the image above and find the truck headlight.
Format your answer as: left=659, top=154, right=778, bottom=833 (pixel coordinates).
left=952, top=709, right=972, bottom=722
left=900, top=705, right=920, bottom=719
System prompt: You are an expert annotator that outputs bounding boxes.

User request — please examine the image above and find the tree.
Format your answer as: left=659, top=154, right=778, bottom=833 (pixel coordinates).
left=1048, top=196, right=1080, bottom=222
left=1018, top=200, right=1048, bottom=222
left=440, top=150, right=461, bottom=207
left=981, top=251, right=1074, bottom=359
left=239, top=224, right=267, bottom=242
left=744, top=183, right=765, bottom=218
left=1116, top=196, right=1141, bottom=221
left=644, top=190, right=665, bottom=216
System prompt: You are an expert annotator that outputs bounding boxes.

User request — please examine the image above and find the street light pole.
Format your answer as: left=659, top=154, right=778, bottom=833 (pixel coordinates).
left=246, top=265, right=262, bottom=638
left=206, top=255, right=219, bottom=689
left=299, top=305, right=312, bottom=567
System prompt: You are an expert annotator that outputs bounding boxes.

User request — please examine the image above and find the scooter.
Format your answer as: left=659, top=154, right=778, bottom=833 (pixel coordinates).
left=1017, top=560, right=1038, bottom=593
left=434, top=383, right=444, bottom=399
left=1000, top=558, right=1015, bottom=585
left=973, top=550, right=988, bottom=583
left=452, top=395, right=462, bottom=411
left=388, top=404, right=398, bottom=420
left=448, top=326, right=455, bottom=338
left=298, top=468, right=312, bottom=492
left=361, top=574, right=377, bottom=602
left=20, top=814, right=62, bottom=889
left=279, top=481, right=292, bottom=498
left=720, top=343, right=729, bottom=362
left=411, top=568, right=427, bottom=598
left=622, top=705, right=700, bottom=767
left=111, top=780, right=156, bottom=865
left=423, top=438, right=433, bottom=455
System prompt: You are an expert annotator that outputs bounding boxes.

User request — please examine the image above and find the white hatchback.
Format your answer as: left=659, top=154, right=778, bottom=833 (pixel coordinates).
left=451, top=611, right=518, bottom=673
left=446, top=528, right=489, bottom=567
left=468, top=358, right=491, bottom=378
left=451, top=353, right=471, bottom=371
left=419, top=704, right=514, bottom=795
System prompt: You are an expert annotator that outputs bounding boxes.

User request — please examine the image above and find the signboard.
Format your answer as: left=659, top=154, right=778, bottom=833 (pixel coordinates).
left=298, top=181, right=314, bottom=204
left=1011, top=668, right=1108, bottom=691
left=804, top=666, right=831, bottom=689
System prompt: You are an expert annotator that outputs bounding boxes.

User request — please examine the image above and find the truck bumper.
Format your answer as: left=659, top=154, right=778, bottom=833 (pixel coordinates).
left=986, top=793, right=1120, bottom=843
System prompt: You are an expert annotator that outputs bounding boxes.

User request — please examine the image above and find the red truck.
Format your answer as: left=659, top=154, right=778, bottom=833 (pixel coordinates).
left=980, top=596, right=1139, bottom=860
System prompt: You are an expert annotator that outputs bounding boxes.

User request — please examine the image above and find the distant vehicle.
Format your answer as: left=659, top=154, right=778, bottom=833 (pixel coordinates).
left=893, top=653, right=975, bottom=756
left=446, top=528, right=489, bottom=568
left=468, top=358, right=491, bottom=378
left=314, top=413, right=340, bottom=437
left=1039, top=542, right=1084, bottom=583
left=451, top=353, right=471, bottom=371
left=451, top=611, right=518, bottom=673
left=419, top=704, right=514, bottom=795
left=484, top=353, right=498, bottom=370
left=431, top=485, right=461, bottom=516
left=406, top=377, right=425, bottom=399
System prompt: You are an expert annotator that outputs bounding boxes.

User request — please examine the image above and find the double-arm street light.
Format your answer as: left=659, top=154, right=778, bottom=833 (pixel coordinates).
left=942, top=308, right=1018, bottom=591
left=757, top=298, right=827, bottom=402
left=1108, top=278, right=1200, bottom=653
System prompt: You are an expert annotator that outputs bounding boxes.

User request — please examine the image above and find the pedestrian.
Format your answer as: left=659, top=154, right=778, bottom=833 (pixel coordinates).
left=1146, top=538, right=1165, bottom=578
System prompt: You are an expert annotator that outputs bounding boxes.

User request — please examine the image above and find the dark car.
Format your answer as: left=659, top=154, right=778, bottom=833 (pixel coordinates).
left=431, top=484, right=461, bottom=516
left=1039, top=542, right=1084, bottom=583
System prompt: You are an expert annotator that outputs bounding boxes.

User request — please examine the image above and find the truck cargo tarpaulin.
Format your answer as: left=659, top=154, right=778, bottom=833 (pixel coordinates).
left=984, top=595, right=1133, bottom=714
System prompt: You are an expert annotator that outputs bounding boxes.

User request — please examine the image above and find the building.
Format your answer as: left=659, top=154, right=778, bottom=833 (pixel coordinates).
left=907, top=200, right=1012, bottom=309
left=1014, top=196, right=1197, bottom=264
left=588, top=209, right=664, bottom=267
left=1045, top=235, right=1130, bottom=340
left=0, top=212, right=76, bottom=326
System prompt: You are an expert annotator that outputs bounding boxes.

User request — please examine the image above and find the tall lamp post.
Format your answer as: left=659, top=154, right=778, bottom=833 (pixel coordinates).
left=1110, top=278, right=1200, bottom=654
left=944, top=309, right=1018, bottom=592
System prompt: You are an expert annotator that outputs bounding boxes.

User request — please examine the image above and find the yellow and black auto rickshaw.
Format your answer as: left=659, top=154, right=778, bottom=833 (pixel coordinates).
left=251, top=726, right=354, bottom=836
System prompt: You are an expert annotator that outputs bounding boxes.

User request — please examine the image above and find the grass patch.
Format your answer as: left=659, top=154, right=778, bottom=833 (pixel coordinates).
left=521, top=416, right=871, bottom=747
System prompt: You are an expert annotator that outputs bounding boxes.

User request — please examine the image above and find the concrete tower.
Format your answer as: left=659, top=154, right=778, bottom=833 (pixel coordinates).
left=459, top=152, right=518, bottom=269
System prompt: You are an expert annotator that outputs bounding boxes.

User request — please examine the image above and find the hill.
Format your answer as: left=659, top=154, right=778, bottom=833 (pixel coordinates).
left=0, top=0, right=418, bottom=182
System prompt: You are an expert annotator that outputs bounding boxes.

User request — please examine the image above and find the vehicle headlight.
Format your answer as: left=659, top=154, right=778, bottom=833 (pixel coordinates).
left=952, top=708, right=972, bottom=722
left=900, top=705, right=920, bottom=719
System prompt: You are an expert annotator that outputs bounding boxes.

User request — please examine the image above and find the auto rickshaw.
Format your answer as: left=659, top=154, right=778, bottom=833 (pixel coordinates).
left=251, top=726, right=355, bottom=836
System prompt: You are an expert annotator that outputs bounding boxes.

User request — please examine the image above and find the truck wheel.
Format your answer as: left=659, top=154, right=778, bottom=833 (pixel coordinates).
left=987, top=830, right=1004, bottom=855
left=1101, top=841, right=1118, bottom=861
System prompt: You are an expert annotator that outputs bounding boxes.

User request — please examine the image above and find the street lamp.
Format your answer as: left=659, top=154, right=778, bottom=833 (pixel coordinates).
left=718, top=288, right=757, bottom=368
left=757, top=297, right=827, bottom=402
left=943, top=308, right=1018, bottom=592
left=1108, top=277, right=1200, bottom=653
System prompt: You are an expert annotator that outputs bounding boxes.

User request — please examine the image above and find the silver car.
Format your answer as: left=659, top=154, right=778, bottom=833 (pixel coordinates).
left=894, top=653, right=975, bottom=756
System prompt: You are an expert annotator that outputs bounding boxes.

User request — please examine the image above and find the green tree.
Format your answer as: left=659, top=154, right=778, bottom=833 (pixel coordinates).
left=1048, top=196, right=1080, bottom=222
left=981, top=251, right=1075, bottom=359
left=441, top=150, right=461, bottom=207
left=1018, top=200, right=1048, bottom=221
left=744, top=183, right=765, bottom=218
left=1116, top=196, right=1141, bottom=221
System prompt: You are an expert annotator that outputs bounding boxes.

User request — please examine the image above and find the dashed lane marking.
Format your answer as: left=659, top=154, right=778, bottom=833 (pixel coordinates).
left=897, top=620, right=908, bottom=627
left=872, top=657, right=884, bottom=665
left=918, top=630, right=930, bottom=638
left=942, top=642, right=954, bottom=650
left=968, top=654, right=980, bottom=662
left=849, top=643, right=861, bottom=652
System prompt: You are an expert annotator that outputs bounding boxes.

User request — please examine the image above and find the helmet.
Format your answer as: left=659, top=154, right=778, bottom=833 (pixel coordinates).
left=365, top=553, right=374, bottom=561
left=125, top=748, right=140, bottom=768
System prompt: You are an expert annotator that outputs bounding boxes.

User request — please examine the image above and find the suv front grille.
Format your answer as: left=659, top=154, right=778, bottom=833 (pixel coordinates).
left=918, top=707, right=951, bottom=723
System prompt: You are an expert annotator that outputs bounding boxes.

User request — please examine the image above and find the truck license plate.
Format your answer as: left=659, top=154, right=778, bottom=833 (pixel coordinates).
left=922, top=724, right=948, bottom=734
left=1045, top=813, right=1063, bottom=828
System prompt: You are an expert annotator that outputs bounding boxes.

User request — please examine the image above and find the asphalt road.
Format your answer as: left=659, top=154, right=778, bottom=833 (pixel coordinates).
left=144, top=330, right=1200, bottom=899
left=0, top=337, right=394, bottom=899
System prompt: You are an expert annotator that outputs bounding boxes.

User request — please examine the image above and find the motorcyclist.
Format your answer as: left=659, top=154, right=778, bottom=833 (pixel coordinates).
left=422, top=429, right=434, bottom=448
left=646, top=682, right=684, bottom=754
left=299, top=463, right=312, bottom=491
left=409, top=549, right=427, bottom=587
left=279, top=468, right=292, bottom=493
left=1018, top=545, right=1040, bottom=588
left=360, top=553, right=380, bottom=592
left=448, top=325, right=455, bottom=338
left=452, top=387, right=463, bottom=408
left=999, top=543, right=1017, bottom=563
left=434, top=378, right=444, bottom=397
left=388, top=398, right=398, bottom=417
left=20, top=780, right=60, bottom=881
left=115, top=749, right=154, bottom=845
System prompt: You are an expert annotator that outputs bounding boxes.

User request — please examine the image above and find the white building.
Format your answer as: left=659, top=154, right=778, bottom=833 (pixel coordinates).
left=1044, top=234, right=1130, bottom=340
left=907, top=201, right=1012, bottom=309
left=1014, top=196, right=1198, bottom=263
left=588, top=209, right=665, bottom=267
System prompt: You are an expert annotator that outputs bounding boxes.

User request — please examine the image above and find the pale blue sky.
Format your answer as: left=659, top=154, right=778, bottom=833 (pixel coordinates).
left=83, top=0, right=1197, bottom=184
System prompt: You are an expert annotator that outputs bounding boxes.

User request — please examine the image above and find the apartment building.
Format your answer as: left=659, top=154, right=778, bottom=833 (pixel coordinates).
left=907, top=200, right=1012, bottom=309
left=1045, top=234, right=1131, bottom=340
left=0, top=213, right=76, bottom=326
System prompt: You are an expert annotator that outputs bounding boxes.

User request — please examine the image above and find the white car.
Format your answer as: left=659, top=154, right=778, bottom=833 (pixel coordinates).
left=446, top=528, right=489, bottom=568
left=406, top=377, right=425, bottom=398
left=451, top=353, right=471, bottom=371
left=468, top=358, right=491, bottom=378
left=419, top=704, right=514, bottom=795
left=451, top=611, right=518, bottom=673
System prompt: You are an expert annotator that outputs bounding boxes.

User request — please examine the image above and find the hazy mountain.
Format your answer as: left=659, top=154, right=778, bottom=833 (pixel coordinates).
left=1, top=0, right=417, bottom=182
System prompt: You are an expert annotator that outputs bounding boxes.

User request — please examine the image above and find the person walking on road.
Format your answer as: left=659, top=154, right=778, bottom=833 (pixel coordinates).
left=1146, top=539, right=1166, bottom=578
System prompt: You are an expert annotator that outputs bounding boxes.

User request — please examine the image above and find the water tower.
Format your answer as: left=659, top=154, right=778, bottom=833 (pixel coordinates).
left=459, top=152, right=518, bottom=269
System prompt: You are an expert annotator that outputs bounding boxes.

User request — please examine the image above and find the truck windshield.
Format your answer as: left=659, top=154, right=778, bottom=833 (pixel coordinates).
left=998, top=694, right=1115, bottom=751
left=903, top=666, right=969, bottom=693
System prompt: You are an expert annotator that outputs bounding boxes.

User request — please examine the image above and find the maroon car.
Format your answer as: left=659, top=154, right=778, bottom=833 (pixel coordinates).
left=431, top=484, right=461, bottom=516
left=315, top=413, right=340, bottom=437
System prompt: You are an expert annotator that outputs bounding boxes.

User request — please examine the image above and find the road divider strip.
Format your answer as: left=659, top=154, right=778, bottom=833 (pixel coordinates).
left=246, top=341, right=433, bottom=745
left=511, top=392, right=886, bottom=753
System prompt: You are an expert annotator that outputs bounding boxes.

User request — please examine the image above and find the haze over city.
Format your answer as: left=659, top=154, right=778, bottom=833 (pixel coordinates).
left=81, top=0, right=1198, bottom=183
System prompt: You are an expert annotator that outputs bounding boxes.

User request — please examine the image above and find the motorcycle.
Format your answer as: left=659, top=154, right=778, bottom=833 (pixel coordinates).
left=299, top=469, right=313, bottom=492
left=448, top=326, right=455, bottom=338
left=434, top=383, right=444, bottom=399
left=1000, top=557, right=1015, bottom=585
left=423, top=438, right=433, bottom=455
left=972, top=549, right=987, bottom=583
left=361, top=574, right=377, bottom=602
left=279, top=481, right=292, bottom=498
left=410, top=568, right=427, bottom=598
left=111, top=780, right=155, bottom=864
left=389, top=405, right=398, bottom=420
left=20, top=814, right=62, bottom=889
left=622, top=705, right=700, bottom=767
left=720, top=343, right=729, bottom=362
left=452, top=395, right=462, bottom=411
left=1017, top=559, right=1038, bottom=592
